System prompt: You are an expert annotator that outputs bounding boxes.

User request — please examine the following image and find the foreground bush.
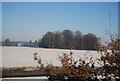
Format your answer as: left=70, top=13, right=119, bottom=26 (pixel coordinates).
left=34, top=36, right=120, bottom=81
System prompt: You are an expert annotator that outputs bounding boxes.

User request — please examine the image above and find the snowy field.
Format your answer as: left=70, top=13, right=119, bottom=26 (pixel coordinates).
left=2, top=46, right=102, bottom=68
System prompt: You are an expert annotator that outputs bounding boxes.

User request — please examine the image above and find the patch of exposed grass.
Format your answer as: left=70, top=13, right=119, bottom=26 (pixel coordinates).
left=2, top=66, right=49, bottom=78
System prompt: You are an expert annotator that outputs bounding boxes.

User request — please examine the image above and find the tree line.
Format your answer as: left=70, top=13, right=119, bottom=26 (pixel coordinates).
left=39, top=30, right=99, bottom=50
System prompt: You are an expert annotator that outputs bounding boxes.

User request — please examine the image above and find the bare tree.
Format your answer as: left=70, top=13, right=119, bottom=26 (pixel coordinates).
left=83, top=33, right=98, bottom=50
left=39, top=30, right=99, bottom=50
left=62, top=30, right=74, bottom=49
left=41, top=32, right=54, bottom=48
left=74, top=31, right=82, bottom=49
left=53, top=31, right=62, bottom=48
left=4, top=39, right=10, bottom=46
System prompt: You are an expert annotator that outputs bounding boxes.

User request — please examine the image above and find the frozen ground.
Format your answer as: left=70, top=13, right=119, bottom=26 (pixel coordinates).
left=2, top=46, right=102, bottom=67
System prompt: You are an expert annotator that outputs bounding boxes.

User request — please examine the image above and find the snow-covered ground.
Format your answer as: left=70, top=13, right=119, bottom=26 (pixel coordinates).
left=2, top=46, right=102, bottom=68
